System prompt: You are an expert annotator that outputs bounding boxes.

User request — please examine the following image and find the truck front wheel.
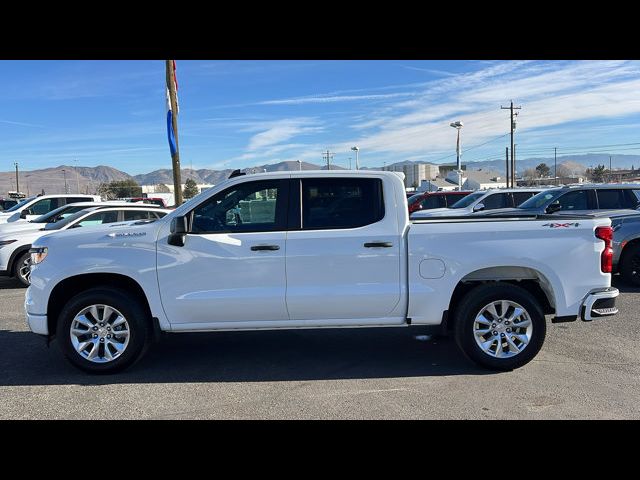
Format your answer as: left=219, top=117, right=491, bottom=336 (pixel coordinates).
left=453, top=283, right=546, bottom=371
left=56, top=288, right=151, bottom=374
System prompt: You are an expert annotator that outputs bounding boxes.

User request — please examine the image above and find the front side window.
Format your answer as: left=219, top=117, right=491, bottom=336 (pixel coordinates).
left=513, top=191, right=538, bottom=206
left=556, top=190, right=589, bottom=210
left=190, top=179, right=287, bottom=234
left=75, top=210, right=120, bottom=227
left=28, top=198, right=60, bottom=215
left=301, top=178, right=384, bottom=230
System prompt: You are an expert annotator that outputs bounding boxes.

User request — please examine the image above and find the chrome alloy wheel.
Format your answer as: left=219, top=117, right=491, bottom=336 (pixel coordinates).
left=18, top=256, right=32, bottom=284
left=473, top=300, right=533, bottom=358
left=70, top=305, right=130, bottom=363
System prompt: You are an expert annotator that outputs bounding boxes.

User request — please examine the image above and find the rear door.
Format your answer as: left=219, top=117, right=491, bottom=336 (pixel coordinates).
left=285, top=176, right=403, bottom=322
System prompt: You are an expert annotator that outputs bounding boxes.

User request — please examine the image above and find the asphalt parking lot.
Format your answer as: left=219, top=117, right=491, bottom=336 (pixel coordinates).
left=1, top=276, right=639, bottom=419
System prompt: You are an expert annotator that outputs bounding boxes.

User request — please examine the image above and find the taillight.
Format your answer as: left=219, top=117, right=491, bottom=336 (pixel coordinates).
left=595, top=226, right=613, bottom=273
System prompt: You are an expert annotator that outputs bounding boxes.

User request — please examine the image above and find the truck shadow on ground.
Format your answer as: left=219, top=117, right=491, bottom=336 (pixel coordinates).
left=0, top=327, right=493, bottom=386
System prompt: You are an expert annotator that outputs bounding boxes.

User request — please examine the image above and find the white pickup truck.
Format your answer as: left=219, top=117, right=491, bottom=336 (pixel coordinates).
left=25, top=171, right=619, bottom=373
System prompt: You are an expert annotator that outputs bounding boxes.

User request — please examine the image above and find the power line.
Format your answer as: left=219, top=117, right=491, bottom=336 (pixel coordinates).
left=322, top=150, right=335, bottom=170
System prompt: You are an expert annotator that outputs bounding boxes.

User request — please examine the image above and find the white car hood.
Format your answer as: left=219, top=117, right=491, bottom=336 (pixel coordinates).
left=0, top=222, right=43, bottom=234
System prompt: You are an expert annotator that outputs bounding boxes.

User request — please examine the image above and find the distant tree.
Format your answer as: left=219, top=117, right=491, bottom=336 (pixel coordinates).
left=587, top=164, right=607, bottom=182
left=98, top=179, right=142, bottom=199
left=155, top=183, right=171, bottom=193
left=535, top=163, right=551, bottom=178
left=555, top=164, right=572, bottom=179
left=183, top=178, right=199, bottom=199
left=521, top=168, right=538, bottom=186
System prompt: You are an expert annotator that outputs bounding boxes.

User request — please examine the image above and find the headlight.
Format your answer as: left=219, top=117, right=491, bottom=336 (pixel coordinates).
left=29, top=247, right=48, bottom=264
left=0, top=239, right=17, bottom=248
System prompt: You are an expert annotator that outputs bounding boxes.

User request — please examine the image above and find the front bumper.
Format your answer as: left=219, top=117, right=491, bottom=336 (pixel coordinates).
left=25, top=287, right=48, bottom=335
left=580, top=288, right=619, bottom=321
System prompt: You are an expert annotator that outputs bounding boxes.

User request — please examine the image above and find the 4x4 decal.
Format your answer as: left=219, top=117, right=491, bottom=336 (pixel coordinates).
left=542, top=222, right=580, bottom=228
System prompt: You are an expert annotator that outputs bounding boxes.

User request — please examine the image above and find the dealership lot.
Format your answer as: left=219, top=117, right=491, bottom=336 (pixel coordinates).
left=1, top=276, right=639, bottom=419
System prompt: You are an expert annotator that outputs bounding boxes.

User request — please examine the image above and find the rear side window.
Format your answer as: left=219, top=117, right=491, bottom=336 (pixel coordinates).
left=596, top=189, right=629, bottom=209
left=482, top=193, right=510, bottom=209
left=420, top=195, right=444, bottom=209
left=75, top=210, right=120, bottom=227
left=301, top=178, right=384, bottom=230
left=123, top=210, right=153, bottom=221
left=66, top=197, right=94, bottom=205
left=513, top=191, right=537, bottom=206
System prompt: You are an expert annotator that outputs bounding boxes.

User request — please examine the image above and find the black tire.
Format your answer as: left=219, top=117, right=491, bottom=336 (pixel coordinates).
left=56, top=288, right=151, bottom=374
left=620, top=243, right=640, bottom=287
left=453, top=282, right=546, bottom=371
left=13, top=250, right=32, bottom=287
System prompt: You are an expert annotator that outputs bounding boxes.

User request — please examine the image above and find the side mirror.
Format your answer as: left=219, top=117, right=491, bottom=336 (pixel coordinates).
left=473, top=203, right=485, bottom=212
left=546, top=202, right=562, bottom=214
left=168, top=215, right=188, bottom=247
left=20, top=210, right=30, bottom=219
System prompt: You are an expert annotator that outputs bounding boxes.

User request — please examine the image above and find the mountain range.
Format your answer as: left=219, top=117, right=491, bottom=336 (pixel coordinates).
left=1, top=154, right=638, bottom=196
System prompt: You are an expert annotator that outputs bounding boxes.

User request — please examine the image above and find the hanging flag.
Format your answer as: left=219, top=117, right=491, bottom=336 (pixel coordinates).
left=166, top=88, right=177, bottom=156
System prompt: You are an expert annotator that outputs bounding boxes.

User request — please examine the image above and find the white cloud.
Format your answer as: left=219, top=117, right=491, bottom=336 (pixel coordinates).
left=245, top=118, right=324, bottom=152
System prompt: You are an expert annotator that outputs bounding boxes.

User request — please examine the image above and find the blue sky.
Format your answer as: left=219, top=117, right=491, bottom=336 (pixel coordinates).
left=2, top=60, right=640, bottom=174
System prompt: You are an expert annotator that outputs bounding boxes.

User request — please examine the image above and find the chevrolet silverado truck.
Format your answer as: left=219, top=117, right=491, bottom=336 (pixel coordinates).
left=25, top=171, right=619, bottom=373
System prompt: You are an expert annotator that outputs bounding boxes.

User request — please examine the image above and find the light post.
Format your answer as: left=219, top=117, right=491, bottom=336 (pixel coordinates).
left=13, top=162, right=19, bottom=193
left=297, top=160, right=302, bottom=171
left=351, top=146, right=360, bottom=170
left=348, top=157, right=352, bottom=169
left=450, top=121, right=464, bottom=190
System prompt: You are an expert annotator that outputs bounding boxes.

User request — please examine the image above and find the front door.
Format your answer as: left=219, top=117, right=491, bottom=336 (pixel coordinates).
left=157, top=178, right=290, bottom=326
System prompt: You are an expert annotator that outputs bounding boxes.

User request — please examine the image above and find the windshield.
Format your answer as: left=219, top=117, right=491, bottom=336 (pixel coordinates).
left=518, top=189, right=564, bottom=209
left=31, top=204, right=89, bottom=224
left=4, top=196, right=35, bottom=213
left=449, top=192, right=484, bottom=209
left=43, top=208, right=98, bottom=230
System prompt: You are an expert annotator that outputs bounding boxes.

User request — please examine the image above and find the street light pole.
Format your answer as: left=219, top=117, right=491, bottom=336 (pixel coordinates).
left=450, top=121, right=464, bottom=190
left=351, top=146, right=360, bottom=170
left=13, top=162, right=19, bottom=193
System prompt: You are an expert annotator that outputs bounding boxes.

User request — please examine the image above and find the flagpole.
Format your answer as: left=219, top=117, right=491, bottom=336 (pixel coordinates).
left=166, top=60, right=183, bottom=206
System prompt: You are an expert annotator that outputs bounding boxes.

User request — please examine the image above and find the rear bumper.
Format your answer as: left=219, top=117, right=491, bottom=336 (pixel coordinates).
left=580, top=288, right=619, bottom=321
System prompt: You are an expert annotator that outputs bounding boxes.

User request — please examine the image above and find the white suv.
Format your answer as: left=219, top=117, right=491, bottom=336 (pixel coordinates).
left=0, top=194, right=101, bottom=224
left=0, top=205, right=170, bottom=286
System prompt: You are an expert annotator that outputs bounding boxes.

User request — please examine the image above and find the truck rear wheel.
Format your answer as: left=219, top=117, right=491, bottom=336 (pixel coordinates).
left=620, top=243, right=640, bottom=287
left=453, top=282, right=546, bottom=371
left=56, top=288, right=151, bottom=374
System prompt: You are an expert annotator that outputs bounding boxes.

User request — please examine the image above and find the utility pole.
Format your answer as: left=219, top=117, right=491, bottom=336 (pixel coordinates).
left=62, top=169, right=68, bottom=193
left=13, top=162, right=19, bottom=193
left=348, top=157, right=352, bottom=169
left=501, top=100, right=521, bottom=188
left=609, top=156, right=612, bottom=183
left=322, top=150, right=335, bottom=170
left=74, top=159, right=80, bottom=193
left=554, top=147, right=558, bottom=185
left=166, top=60, right=183, bottom=206
left=505, top=147, right=510, bottom=188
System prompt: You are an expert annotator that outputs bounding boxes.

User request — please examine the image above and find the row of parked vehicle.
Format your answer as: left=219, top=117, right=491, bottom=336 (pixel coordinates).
left=0, top=193, right=170, bottom=286
left=407, top=183, right=640, bottom=285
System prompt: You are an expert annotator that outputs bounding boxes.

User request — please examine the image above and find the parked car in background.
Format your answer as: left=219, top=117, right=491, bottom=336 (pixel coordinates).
left=605, top=210, right=640, bottom=286
left=411, top=188, right=544, bottom=218
left=0, top=205, right=170, bottom=286
left=0, top=194, right=101, bottom=224
left=0, top=198, right=18, bottom=211
left=477, top=184, right=640, bottom=217
left=127, top=197, right=169, bottom=208
left=408, top=190, right=472, bottom=214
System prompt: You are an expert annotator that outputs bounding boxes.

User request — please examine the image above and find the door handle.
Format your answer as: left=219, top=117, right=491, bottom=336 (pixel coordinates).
left=251, top=245, right=280, bottom=251
left=364, top=242, right=393, bottom=248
